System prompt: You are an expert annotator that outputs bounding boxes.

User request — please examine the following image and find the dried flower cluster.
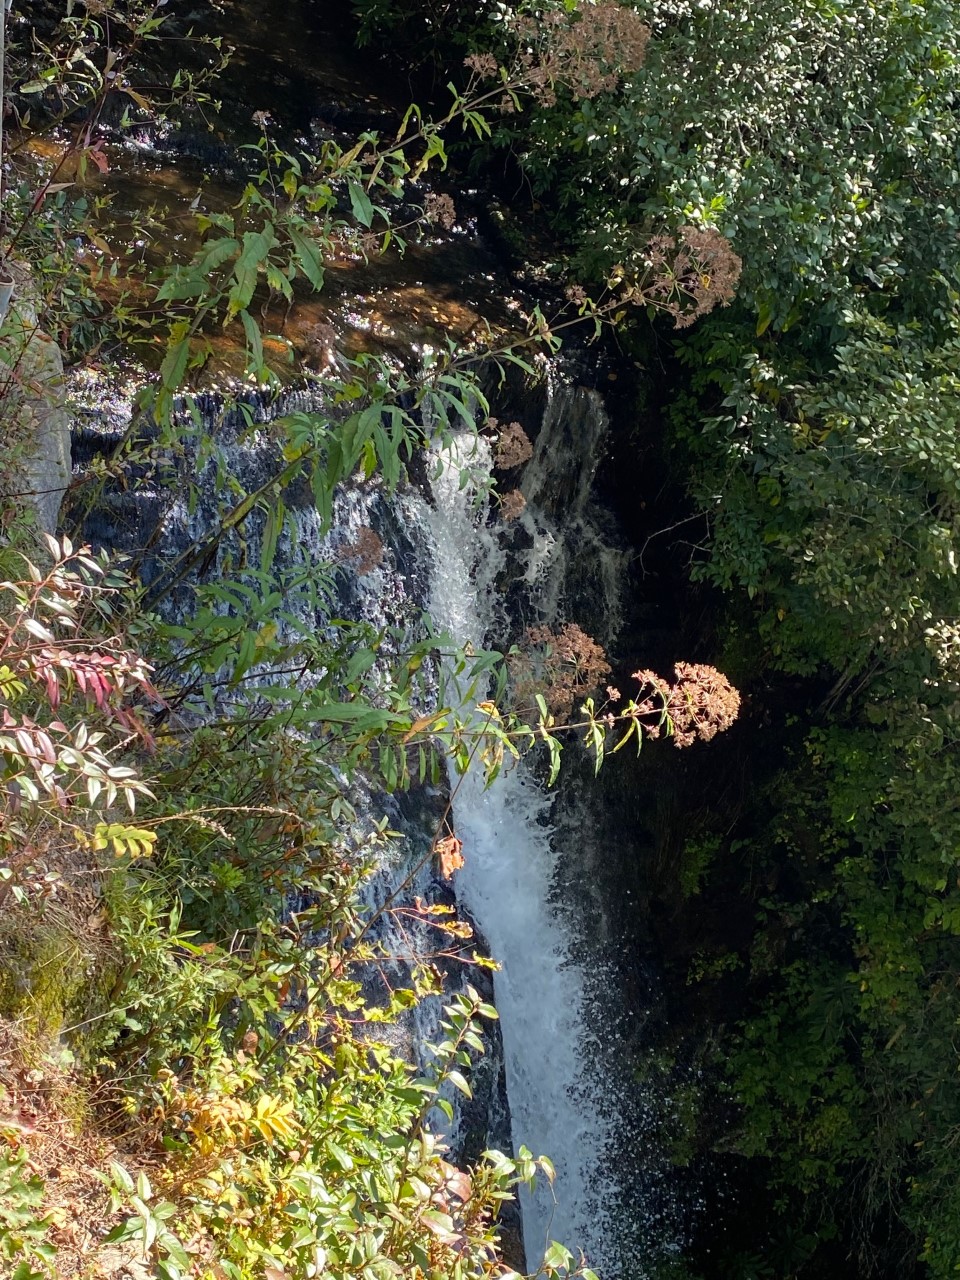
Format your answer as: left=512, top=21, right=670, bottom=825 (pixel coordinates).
left=465, top=1, right=649, bottom=108
left=336, top=527, right=384, bottom=575
left=423, top=192, right=457, bottom=231
left=499, top=489, right=527, bottom=522
left=464, top=51, right=499, bottom=79
left=632, top=662, right=741, bottom=748
left=555, top=229, right=741, bottom=333
left=510, top=622, right=612, bottom=717
left=514, top=2, right=651, bottom=104
left=641, top=226, right=743, bottom=328
left=358, top=230, right=382, bottom=257
left=490, top=419, right=534, bottom=469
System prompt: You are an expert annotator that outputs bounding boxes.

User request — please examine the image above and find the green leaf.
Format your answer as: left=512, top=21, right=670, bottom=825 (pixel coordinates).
left=543, top=1241, right=574, bottom=1271
left=447, top=1070, right=472, bottom=1099
left=197, top=235, right=240, bottom=277
left=155, top=268, right=207, bottom=302
left=348, top=181, right=375, bottom=228
left=12, top=1264, right=46, bottom=1280
left=288, top=225, right=326, bottom=292
left=436, top=1097, right=454, bottom=1122
left=345, top=647, right=377, bottom=682
left=228, top=226, right=278, bottom=318
left=160, top=333, right=190, bottom=392
left=327, top=1141, right=354, bottom=1170
left=260, top=497, right=284, bottom=574
left=304, top=702, right=398, bottom=727
left=241, top=309, right=264, bottom=374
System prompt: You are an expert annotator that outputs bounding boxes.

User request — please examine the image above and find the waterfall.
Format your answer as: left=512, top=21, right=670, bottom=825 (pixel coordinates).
left=72, top=361, right=682, bottom=1278
left=410, top=378, right=625, bottom=1273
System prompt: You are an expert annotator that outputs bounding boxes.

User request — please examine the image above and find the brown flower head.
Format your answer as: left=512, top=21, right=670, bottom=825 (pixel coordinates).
left=336, top=527, right=384, bottom=575
left=358, top=231, right=382, bottom=257
left=499, top=489, right=527, bottom=522
left=632, top=662, right=741, bottom=748
left=509, top=622, right=611, bottom=718
left=642, top=226, right=743, bottom=328
left=464, top=51, right=500, bottom=79
left=514, top=1, right=650, bottom=104
left=423, top=192, right=457, bottom=231
left=491, top=419, right=534, bottom=469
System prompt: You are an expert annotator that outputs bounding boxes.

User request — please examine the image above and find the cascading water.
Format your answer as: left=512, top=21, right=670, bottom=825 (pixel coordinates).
left=73, top=358, right=683, bottom=1276
left=427, top=464, right=615, bottom=1264
left=394, top=375, right=627, bottom=1273
left=403, top=371, right=690, bottom=1278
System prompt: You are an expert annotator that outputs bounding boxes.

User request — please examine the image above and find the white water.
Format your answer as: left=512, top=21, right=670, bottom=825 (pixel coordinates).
left=415, top=389, right=623, bottom=1272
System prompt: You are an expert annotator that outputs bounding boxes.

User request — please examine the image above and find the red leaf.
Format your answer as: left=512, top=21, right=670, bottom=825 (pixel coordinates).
left=44, top=671, right=60, bottom=708
left=85, top=143, right=110, bottom=175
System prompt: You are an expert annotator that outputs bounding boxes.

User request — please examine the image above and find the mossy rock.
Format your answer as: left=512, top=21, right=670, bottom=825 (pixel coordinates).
left=0, top=903, right=117, bottom=1052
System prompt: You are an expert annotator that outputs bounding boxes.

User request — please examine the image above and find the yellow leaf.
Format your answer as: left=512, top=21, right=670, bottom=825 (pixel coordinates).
left=252, top=1094, right=299, bottom=1143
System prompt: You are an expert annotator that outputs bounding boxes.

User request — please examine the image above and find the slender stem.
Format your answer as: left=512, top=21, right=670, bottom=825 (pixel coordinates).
left=0, top=0, right=13, bottom=321
left=1, top=2, right=6, bottom=216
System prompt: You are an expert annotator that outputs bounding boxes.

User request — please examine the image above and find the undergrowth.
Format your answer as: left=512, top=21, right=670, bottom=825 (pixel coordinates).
left=0, top=525, right=733, bottom=1278
left=0, top=534, right=587, bottom=1280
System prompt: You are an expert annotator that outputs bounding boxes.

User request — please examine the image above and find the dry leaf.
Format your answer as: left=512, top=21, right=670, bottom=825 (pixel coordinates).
left=435, top=835, right=464, bottom=880
left=84, top=143, right=110, bottom=175
left=438, top=1159, right=472, bottom=1204
left=402, top=712, right=438, bottom=743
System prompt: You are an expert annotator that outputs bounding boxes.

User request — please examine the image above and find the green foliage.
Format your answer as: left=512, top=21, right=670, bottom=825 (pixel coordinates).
left=0, top=524, right=637, bottom=1278
left=684, top=309, right=960, bottom=670
left=490, top=0, right=960, bottom=324
left=96, top=989, right=569, bottom=1280
left=0, top=1145, right=55, bottom=1278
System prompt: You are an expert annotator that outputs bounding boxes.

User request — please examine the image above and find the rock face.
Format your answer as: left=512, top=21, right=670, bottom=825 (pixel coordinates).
left=4, top=264, right=72, bottom=535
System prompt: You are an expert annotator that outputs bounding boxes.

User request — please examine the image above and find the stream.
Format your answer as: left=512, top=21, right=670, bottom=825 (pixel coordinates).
left=65, top=3, right=690, bottom=1273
